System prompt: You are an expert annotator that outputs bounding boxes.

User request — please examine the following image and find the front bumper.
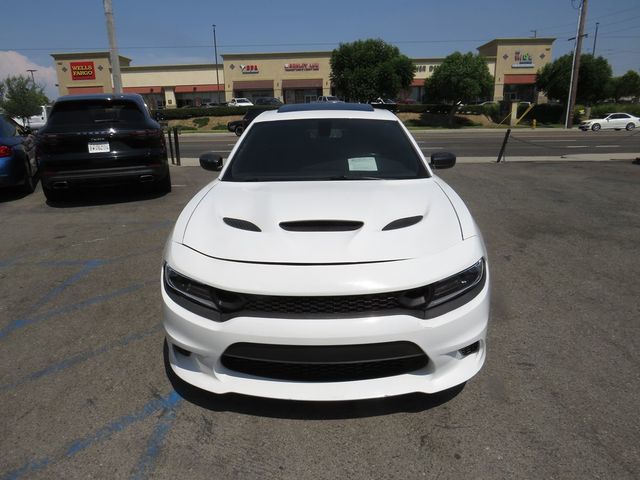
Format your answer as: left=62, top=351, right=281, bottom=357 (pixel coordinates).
left=161, top=245, right=490, bottom=401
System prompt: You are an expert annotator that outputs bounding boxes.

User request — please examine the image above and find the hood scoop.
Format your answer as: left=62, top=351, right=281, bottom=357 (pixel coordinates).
left=223, top=217, right=262, bottom=232
left=382, top=215, right=424, bottom=231
left=280, top=220, right=364, bottom=232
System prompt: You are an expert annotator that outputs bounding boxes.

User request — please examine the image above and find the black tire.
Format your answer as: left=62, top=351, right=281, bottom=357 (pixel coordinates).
left=626, top=123, right=635, bottom=131
left=591, top=123, right=601, bottom=131
left=234, top=125, right=244, bottom=136
left=21, top=162, right=36, bottom=194
left=42, top=184, right=65, bottom=203
left=155, top=172, right=172, bottom=194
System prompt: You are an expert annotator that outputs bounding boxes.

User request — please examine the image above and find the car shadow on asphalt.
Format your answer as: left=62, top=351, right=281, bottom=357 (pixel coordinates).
left=44, top=186, right=170, bottom=208
left=163, top=341, right=465, bottom=420
left=0, top=187, right=36, bottom=203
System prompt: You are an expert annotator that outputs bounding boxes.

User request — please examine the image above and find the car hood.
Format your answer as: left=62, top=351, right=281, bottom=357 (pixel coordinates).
left=181, top=179, right=463, bottom=264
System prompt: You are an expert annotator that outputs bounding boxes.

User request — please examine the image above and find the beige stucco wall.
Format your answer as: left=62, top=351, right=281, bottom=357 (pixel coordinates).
left=120, top=65, right=223, bottom=87
left=223, top=52, right=333, bottom=102
left=51, top=52, right=128, bottom=96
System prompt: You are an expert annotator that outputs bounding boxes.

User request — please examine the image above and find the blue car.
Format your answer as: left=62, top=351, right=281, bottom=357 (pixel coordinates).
left=0, top=115, right=38, bottom=194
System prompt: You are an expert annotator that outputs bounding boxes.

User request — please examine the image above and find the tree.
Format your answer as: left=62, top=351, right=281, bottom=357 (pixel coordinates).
left=536, top=54, right=612, bottom=104
left=607, top=70, right=640, bottom=102
left=0, top=75, right=49, bottom=121
left=423, top=52, right=493, bottom=125
left=330, top=39, right=415, bottom=102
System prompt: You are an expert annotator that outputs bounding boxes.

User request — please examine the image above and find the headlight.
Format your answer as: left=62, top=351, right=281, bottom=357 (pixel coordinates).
left=428, top=259, right=485, bottom=307
left=164, top=264, right=246, bottom=312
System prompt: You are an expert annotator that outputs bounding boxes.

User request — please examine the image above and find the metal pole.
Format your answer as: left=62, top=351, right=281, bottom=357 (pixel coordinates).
left=167, top=128, right=175, bottom=164
left=173, top=127, right=181, bottom=166
left=565, top=0, right=588, bottom=129
left=103, top=0, right=122, bottom=93
left=26, top=69, right=37, bottom=84
left=213, top=24, right=221, bottom=104
left=592, top=22, right=599, bottom=55
left=497, top=128, right=511, bottom=163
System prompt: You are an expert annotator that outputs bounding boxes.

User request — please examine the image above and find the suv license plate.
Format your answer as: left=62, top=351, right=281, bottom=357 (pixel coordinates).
left=88, top=142, right=110, bottom=153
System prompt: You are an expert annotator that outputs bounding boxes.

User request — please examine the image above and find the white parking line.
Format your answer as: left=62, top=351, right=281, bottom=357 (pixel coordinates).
left=595, top=145, right=621, bottom=148
left=566, top=145, right=589, bottom=148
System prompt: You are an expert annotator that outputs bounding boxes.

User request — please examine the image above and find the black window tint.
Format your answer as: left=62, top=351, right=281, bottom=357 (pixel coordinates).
left=223, top=119, right=429, bottom=181
left=48, top=100, right=145, bottom=127
left=0, top=116, right=17, bottom=137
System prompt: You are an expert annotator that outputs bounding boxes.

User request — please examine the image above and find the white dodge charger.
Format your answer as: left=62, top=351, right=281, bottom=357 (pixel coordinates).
left=162, top=103, right=490, bottom=401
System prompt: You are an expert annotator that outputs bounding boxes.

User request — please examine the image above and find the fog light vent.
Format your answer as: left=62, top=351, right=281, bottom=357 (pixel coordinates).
left=459, top=341, right=479, bottom=357
left=173, top=344, right=192, bottom=357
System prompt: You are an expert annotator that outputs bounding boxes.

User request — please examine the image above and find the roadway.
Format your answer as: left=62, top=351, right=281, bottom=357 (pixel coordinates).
left=174, top=128, right=640, bottom=161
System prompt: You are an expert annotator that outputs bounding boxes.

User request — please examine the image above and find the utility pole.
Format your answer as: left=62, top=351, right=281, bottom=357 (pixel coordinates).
left=26, top=69, right=37, bottom=85
left=103, top=0, right=122, bottom=94
left=592, top=21, right=599, bottom=55
left=212, top=24, right=221, bottom=104
left=565, top=0, right=588, bottom=129
left=530, top=30, right=537, bottom=38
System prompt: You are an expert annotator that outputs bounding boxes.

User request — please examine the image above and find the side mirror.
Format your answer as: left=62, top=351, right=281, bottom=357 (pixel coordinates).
left=430, top=152, right=456, bottom=169
left=199, top=152, right=223, bottom=171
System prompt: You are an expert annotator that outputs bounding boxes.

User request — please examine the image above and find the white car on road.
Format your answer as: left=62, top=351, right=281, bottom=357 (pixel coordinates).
left=162, top=103, right=490, bottom=401
left=579, top=112, right=640, bottom=131
left=227, top=98, right=253, bottom=107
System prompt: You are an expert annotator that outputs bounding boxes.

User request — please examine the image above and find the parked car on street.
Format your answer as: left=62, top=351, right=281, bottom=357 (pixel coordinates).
left=370, top=97, right=399, bottom=113
left=579, top=112, right=640, bottom=131
left=162, top=103, right=490, bottom=401
left=316, top=96, right=343, bottom=103
left=37, top=93, right=171, bottom=202
left=254, top=97, right=283, bottom=106
left=226, top=108, right=271, bottom=136
left=0, top=115, right=38, bottom=194
left=227, top=98, right=253, bottom=107
left=13, top=105, right=50, bottom=131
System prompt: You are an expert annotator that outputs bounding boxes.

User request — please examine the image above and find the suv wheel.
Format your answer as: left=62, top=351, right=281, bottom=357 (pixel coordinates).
left=234, top=125, right=244, bottom=136
left=155, top=172, right=172, bottom=194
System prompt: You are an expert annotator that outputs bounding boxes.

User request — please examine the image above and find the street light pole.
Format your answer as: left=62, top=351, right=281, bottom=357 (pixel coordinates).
left=26, top=69, right=37, bottom=85
left=103, top=0, right=122, bottom=93
left=565, top=0, right=588, bottom=129
left=212, top=24, right=221, bottom=104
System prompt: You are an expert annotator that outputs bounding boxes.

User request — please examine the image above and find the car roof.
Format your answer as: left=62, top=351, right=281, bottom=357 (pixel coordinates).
left=54, top=93, right=145, bottom=104
left=253, top=103, right=397, bottom=123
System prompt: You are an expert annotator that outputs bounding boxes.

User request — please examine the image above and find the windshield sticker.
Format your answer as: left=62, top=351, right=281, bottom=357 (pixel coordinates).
left=348, top=157, right=378, bottom=171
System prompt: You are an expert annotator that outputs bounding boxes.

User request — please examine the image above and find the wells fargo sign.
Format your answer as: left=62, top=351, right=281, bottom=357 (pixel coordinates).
left=70, top=61, right=96, bottom=80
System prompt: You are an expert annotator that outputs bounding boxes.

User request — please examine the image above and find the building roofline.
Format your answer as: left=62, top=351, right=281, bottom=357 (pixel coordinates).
left=51, top=51, right=132, bottom=61
left=477, top=37, right=556, bottom=50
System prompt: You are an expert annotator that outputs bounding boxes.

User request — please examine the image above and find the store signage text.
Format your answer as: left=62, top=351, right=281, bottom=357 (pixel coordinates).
left=70, top=61, right=96, bottom=80
left=284, top=63, right=320, bottom=72
left=240, top=64, right=259, bottom=74
left=512, top=51, right=534, bottom=68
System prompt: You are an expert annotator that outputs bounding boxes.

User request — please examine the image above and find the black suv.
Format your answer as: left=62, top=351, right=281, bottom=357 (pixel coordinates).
left=37, top=94, right=170, bottom=201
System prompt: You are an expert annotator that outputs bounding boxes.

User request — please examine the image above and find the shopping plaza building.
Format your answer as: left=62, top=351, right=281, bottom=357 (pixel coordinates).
left=51, top=37, right=555, bottom=108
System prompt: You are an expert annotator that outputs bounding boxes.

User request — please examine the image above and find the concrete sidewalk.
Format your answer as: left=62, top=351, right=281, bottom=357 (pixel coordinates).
left=173, top=152, right=639, bottom=167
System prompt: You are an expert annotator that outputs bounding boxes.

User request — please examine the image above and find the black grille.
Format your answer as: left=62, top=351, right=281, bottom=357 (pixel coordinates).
left=243, top=292, right=405, bottom=315
left=221, top=341, right=429, bottom=382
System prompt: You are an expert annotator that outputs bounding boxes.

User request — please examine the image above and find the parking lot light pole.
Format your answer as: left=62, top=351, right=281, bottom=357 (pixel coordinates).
left=213, top=24, right=221, bottom=104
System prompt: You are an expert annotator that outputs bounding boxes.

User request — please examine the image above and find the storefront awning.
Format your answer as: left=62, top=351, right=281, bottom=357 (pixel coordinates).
left=504, top=74, right=537, bottom=85
left=174, top=84, right=224, bottom=93
left=67, top=86, right=104, bottom=95
left=411, top=79, right=425, bottom=87
left=123, top=86, right=162, bottom=94
left=232, top=80, right=274, bottom=90
left=281, top=79, right=323, bottom=89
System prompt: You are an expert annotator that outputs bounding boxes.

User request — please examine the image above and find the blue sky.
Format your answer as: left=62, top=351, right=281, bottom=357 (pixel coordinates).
left=1, top=0, right=638, bottom=99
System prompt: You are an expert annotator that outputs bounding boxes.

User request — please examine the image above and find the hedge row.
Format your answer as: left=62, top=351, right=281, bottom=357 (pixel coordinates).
left=152, top=106, right=277, bottom=120
left=589, top=103, right=640, bottom=118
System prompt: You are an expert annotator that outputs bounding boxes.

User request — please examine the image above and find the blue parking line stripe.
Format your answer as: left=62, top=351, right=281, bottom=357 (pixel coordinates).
left=2, top=391, right=182, bottom=480
left=0, top=325, right=163, bottom=392
left=29, top=259, right=105, bottom=312
left=130, top=401, right=182, bottom=480
left=0, top=281, right=154, bottom=340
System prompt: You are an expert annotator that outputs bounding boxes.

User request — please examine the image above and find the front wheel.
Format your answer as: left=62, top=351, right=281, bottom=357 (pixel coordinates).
left=626, top=123, right=635, bottom=131
left=591, top=123, right=601, bottom=131
left=234, top=125, right=244, bottom=136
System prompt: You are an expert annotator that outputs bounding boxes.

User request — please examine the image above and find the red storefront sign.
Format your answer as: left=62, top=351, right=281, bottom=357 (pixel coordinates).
left=70, top=61, right=96, bottom=80
left=240, top=64, right=259, bottom=74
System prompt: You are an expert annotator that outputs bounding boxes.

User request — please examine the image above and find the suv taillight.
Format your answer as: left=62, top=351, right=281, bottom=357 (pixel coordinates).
left=0, top=145, right=11, bottom=157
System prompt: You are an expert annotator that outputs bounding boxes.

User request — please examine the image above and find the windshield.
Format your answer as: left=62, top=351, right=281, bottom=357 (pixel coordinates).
left=222, top=118, right=429, bottom=182
left=47, top=100, right=145, bottom=128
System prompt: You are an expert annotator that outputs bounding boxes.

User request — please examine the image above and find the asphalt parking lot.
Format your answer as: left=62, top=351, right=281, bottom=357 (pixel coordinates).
left=1, top=160, right=639, bottom=479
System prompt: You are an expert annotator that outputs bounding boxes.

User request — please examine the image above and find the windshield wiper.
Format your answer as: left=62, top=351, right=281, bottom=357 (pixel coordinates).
left=323, top=175, right=383, bottom=180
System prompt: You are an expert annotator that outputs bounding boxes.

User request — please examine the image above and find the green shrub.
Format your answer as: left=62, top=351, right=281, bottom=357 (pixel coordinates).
left=153, top=105, right=278, bottom=120
left=193, top=117, right=209, bottom=128
left=590, top=103, right=640, bottom=118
